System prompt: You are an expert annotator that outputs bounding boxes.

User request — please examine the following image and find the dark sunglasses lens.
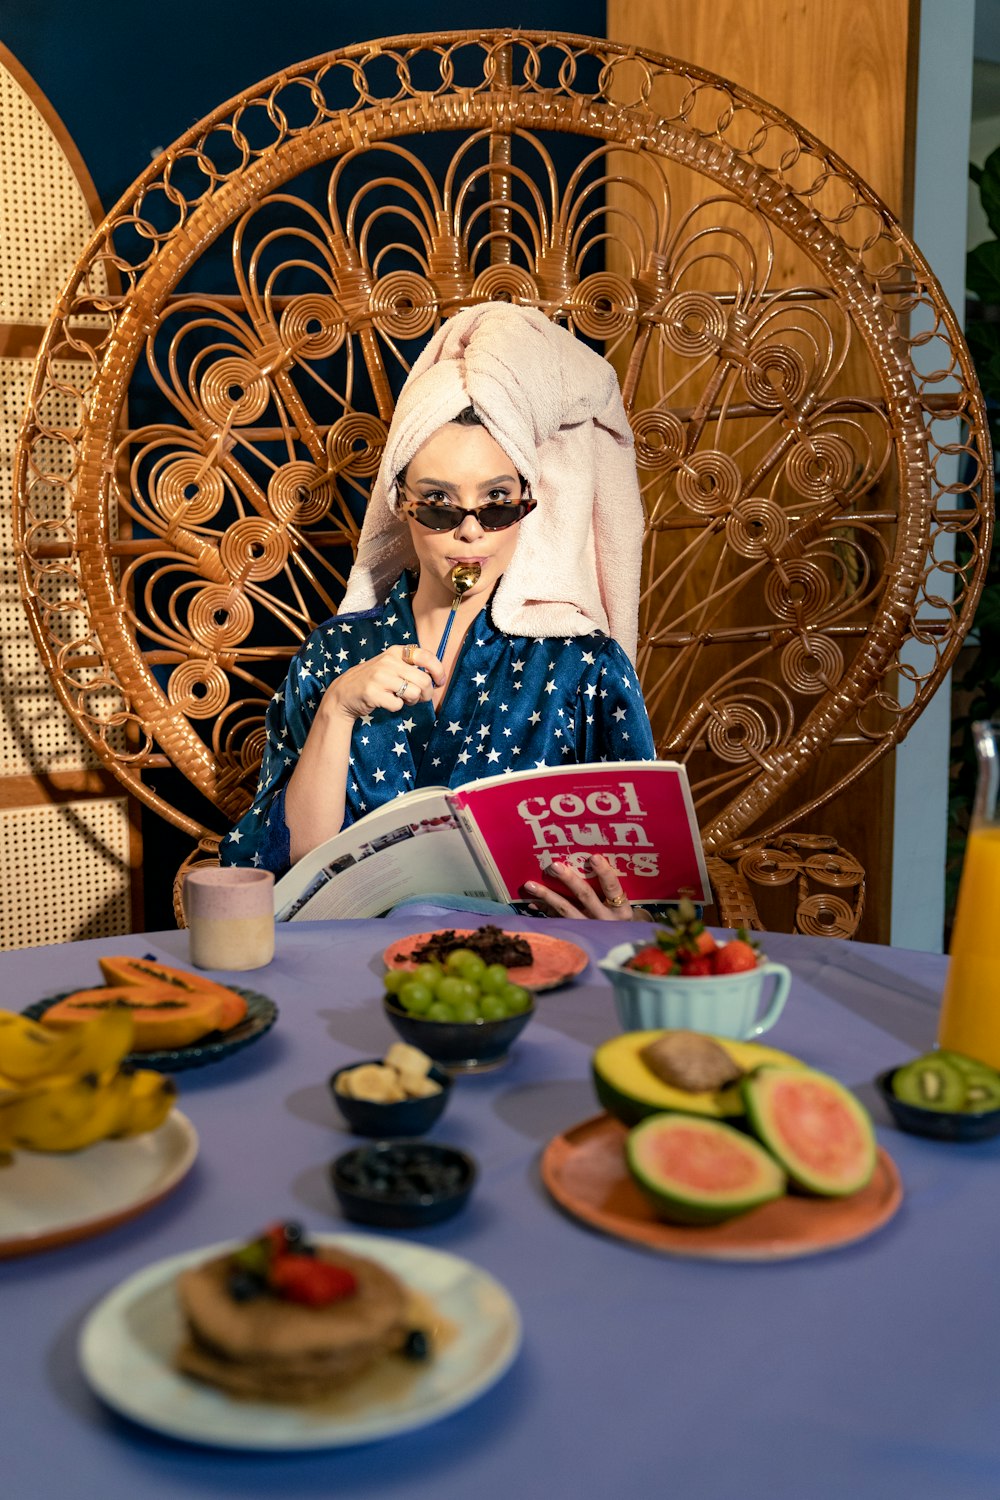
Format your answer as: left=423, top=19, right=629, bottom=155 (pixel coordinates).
left=414, top=505, right=464, bottom=530
left=478, top=504, right=524, bottom=530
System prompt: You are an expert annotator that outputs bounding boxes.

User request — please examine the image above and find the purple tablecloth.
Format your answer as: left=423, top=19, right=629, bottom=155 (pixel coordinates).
left=2, top=916, right=998, bottom=1499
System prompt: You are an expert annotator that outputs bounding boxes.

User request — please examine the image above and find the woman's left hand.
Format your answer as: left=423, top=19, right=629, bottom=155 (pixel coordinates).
left=521, top=855, right=649, bottom=921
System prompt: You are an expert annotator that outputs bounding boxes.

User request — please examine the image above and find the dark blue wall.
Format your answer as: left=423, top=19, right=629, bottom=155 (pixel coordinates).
left=3, top=3, right=606, bottom=211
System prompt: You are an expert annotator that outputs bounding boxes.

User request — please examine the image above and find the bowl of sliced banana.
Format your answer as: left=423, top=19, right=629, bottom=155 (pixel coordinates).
left=329, top=1043, right=452, bottom=1137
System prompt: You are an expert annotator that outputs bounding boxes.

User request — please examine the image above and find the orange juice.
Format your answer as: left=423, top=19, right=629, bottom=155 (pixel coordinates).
left=938, top=823, right=1000, bottom=1069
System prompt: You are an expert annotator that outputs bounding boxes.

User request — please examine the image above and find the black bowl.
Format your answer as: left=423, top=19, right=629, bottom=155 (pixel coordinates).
left=875, top=1068, right=1000, bottom=1142
left=330, top=1140, right=477, bottom=1228
left=382, top=996, right=534, bottom=1073
left=328, top=1060, right=452, bottom=1138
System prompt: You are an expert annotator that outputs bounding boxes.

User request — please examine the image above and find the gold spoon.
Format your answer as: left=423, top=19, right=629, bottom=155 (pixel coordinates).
left=435, top=562, right=481, bottom=660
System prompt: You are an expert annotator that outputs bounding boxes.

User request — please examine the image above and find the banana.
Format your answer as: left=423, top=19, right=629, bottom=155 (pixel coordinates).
left=20, top=1070, right=134, bottom=1152
left=5, top=1072, right=106, bottom=1151
left=115, top=1069, right=177, bottom=1137
left=57, top=1004, right=135, bottom=1078
left=0, top=1012, right=77, bottom=1082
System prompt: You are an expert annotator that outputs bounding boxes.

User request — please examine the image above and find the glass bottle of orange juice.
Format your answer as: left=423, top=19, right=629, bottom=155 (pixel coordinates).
left=938, top=721, right=1000, bottom=1068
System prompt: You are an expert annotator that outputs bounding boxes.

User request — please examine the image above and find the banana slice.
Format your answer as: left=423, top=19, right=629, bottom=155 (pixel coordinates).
left=398, top=1071, right=442, bottom=1099
left=348, top=1064, right=407, bottom=1103
left=385, top=1042, right=432, bottom=1079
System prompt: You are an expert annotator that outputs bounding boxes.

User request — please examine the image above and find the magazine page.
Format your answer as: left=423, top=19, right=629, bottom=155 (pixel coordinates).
left=273, top=789, right=492, bottom=920
left=451, top=760, right=710, bottom=906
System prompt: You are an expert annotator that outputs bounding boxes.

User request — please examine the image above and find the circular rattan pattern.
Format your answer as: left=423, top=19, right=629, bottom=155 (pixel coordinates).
left=471, top=264, right=539, bottom=303
left=661, top=290, right=728, bottom=358
left=795, top=893, right=859, bottom=939
left=742, top=344, right=809, bottom=409
left=780, top=634, right=845, bottom=695
left=737, top=846, right=800, bottom=886
left=706, top=703, right=769, bottom=763
left=154, top=458, right=226, bottom=525
left=218, top=519, right=289, bottom=582
left=279, top=293, right=346, bottom=359
left=764, top=561, right=832, bottom=623
left=187, top=586, right=255, bottom=650
left=785, top=432, right=855, bottom=501
left=802, top=851, right=865, bottom=887
left=266, top=461, right=336, bottom=526
left=326, top=412, right=386, bottom=477
left=199, top=357, right=270, bottom=426
left=167, top=661, right=231, bottom=720
left=571, top=272, right=638, bottom=341
left=725, top=497, right=790, bottom=558
left=675, top=450, right=743, bottom=517
left=240, top=725, right=269, bottom=771
left=369, top=271, right=438, bottom=339
left=631, top=409, right=687, bottom=470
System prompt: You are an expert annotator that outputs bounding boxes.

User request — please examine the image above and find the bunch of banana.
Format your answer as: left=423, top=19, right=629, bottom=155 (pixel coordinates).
left=0, top=1005, right=177, bottom=1155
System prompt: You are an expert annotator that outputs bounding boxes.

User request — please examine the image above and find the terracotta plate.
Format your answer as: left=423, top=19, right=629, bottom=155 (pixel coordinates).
left=383, top=930, right=589, bottom=992
left=541, top=1113, right=903, bottom=1262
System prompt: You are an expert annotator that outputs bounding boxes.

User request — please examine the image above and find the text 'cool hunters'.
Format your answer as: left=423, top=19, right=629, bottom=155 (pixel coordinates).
left=515, top=781, right=658, bottom=879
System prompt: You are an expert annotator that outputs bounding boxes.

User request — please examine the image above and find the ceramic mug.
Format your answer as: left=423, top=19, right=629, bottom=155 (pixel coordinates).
left=599, top=941, right=791, bottom=1039
left=183, top=867, right=275, bottom=971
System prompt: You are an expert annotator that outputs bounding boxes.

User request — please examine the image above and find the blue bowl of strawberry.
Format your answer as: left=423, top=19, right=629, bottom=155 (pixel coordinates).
left=598, top=929, right=790, bottom=1042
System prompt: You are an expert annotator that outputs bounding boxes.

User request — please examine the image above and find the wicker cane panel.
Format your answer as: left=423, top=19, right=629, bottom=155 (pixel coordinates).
left=0, top=798, right=131, bottom=949
left=10, top=31, right=993, bottom=921
left=0, top=55, right=107, bottom=326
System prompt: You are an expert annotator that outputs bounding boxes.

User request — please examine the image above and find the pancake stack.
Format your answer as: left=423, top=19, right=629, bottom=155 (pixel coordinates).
left=176, top=1243, right=410, bottom=1402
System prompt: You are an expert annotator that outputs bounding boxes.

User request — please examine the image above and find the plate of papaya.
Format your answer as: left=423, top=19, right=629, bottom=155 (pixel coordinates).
left=22, top=956, right=278, bottom=1072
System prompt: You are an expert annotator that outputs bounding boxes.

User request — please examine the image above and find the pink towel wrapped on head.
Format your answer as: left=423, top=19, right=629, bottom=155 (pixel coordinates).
left=338, top=304, right=645, bottom=663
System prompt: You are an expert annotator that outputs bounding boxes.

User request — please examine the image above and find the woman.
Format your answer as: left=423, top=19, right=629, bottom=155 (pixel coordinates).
left=223, top=305, right=655, bottom=920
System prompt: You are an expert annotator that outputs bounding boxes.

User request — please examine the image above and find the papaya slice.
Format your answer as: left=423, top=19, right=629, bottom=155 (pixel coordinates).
left=97, top=956, right=248, bottom=1031
left=43, top=985, right=226, bottom=1051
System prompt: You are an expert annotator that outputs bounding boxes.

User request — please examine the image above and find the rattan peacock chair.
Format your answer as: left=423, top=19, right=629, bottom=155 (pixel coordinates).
left=13, top=31, right=993, bottom=936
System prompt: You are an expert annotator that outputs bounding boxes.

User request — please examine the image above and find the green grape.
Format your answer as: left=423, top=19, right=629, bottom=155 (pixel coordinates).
left=444, top=947, right=479, bottom=974
left=436, top=975, right=479, bottom=1008
left=479, top=964, right=509, bottom=996
left=398, top=979, right=434, bottom=1014
left=453, top=998, right=480, bottom=1023
left=383, top=969, right=408, bottom=996
left=450, top=952, right=487, bottom=982
left=427, top=1000, right=456, bottom=1022
left=413, top=962, right=444, bottom=986
left=479, top=993, right=508, bottom=1021
left=502, top=983, right=532, bottom=1013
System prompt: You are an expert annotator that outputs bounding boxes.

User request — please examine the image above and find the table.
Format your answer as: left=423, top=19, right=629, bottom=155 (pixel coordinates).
left=2, top=914, right=998, bottom=1500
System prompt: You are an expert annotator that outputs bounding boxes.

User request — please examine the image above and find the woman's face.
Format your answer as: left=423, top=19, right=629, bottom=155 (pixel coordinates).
left=400, top=422, right=526, bottom=606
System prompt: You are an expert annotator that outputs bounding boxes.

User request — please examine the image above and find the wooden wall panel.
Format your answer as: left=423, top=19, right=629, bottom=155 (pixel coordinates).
left=607, top=0, right=921, bottom=942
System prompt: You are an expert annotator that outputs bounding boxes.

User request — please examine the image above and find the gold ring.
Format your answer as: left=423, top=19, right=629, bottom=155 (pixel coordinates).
left=604, top=892, right=628, bottom=908
left=401, top=644, right=416, bottom=665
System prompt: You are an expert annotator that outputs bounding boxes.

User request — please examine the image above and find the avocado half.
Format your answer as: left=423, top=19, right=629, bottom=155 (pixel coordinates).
left=593, top=1030, right=802, bottom=1126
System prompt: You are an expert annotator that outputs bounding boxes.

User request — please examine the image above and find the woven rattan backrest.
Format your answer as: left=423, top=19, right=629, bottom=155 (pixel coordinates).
left=12, top=32, right=993, bottom=926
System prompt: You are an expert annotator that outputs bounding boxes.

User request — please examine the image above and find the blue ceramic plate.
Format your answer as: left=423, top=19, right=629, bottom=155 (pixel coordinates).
left=22, top=987, right=277, bottom=1073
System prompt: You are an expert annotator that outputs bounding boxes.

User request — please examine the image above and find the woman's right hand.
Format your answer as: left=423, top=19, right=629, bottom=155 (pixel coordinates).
left=323, top=644, right=445, bottom=721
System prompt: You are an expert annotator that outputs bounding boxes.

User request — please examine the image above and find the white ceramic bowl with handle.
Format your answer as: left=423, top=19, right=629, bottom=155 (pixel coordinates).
left=598, top=941, right=791, bottom=1039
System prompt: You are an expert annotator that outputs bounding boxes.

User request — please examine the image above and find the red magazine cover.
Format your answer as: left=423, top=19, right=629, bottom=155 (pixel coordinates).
left=450, top=761, right=709, bottom=906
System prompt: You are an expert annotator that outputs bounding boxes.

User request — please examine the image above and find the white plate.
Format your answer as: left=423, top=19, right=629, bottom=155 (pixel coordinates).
left=79, top=1233, right=522, bottom=1449
left=0, top=1112, right=198, bottom=1259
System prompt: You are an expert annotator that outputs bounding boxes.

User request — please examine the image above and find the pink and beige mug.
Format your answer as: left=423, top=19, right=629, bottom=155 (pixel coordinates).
left=183, top=867, right=275, bottom=971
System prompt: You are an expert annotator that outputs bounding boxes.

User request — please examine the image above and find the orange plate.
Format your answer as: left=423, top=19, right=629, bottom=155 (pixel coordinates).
left=382, top=929, right=589, bottom=992
left=540, top=1113, right=903, bottom=1262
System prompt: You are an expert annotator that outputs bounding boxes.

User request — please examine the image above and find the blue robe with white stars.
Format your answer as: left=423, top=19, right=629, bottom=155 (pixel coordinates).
left=221, top=573, right=655, bottom=876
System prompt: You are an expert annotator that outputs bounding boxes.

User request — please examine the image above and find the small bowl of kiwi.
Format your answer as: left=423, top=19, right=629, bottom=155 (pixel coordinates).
left=875, top=1049, right=1000, bottom=1141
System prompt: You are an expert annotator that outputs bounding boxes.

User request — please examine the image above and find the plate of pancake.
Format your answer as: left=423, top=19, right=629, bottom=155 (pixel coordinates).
left=79, top=1232, right=521, bottom=1448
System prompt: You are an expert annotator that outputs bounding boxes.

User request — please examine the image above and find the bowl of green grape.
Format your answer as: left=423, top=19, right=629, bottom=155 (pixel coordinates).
left=383, top=948, right=535, bottom=1072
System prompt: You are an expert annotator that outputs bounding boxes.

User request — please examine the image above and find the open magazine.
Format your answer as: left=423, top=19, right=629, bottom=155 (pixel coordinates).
left=273, top=760, right=710, bottom=921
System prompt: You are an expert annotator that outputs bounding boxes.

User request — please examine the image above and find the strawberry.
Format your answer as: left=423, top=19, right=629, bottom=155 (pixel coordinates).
left=678, top=954, right=714, bottom=977
left=269, top=1254, right=358, bottom=1307
left=626, top=944, right=673, bottom=974
left=713, top=939, right=760, bottom=974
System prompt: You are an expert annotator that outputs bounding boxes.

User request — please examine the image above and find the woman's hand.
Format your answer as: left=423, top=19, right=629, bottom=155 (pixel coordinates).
left=323, top=645, right=445, bottom=721
left=521, top=855, right=651, bottom=921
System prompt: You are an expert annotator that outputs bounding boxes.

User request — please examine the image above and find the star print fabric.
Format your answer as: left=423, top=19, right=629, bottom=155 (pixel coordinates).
left=222, top=573, right=655, bottom=875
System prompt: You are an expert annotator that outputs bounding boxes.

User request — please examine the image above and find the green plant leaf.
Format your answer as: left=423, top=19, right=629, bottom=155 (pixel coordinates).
left=978, top=145, right=1000, bottom=238
left=967, top=242, right=1000, bottom=304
